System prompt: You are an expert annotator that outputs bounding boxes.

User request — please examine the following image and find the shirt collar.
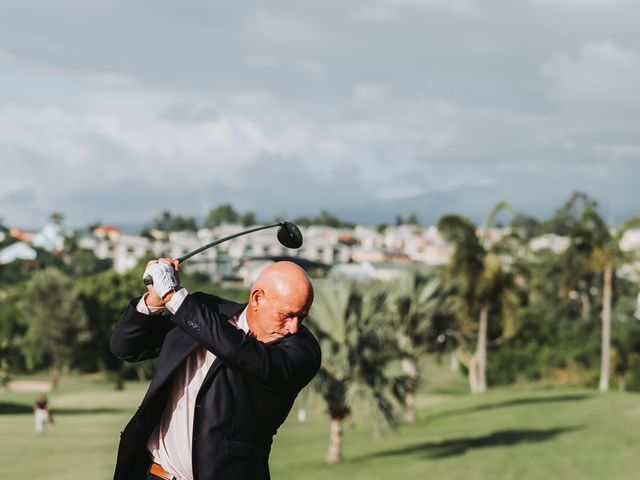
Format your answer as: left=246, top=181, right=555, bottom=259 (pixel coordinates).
left=234, top=307, right=250, bottom=334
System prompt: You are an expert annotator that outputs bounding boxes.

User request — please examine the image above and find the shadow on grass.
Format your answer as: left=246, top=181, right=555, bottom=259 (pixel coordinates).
left=53, top=407, right=132, bottom=415
left=355, top=425, right=583, bottom=461
left=0, top=402, right=130, bottom=415
left=428, top=394, right=592, bottom=422
left=0, top=402, right=33, bottom=414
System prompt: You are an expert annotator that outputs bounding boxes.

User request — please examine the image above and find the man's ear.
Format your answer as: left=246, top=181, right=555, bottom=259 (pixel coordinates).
left=250, top=288, right=265, bottom=311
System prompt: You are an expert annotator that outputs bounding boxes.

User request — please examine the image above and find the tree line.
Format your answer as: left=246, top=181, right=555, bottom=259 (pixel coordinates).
left=137, top=204, right=361, bottom=235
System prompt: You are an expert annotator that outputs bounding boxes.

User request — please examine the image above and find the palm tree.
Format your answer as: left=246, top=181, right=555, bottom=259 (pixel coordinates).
left=555, top=195, right=640, bottom=392
left=308, top=280, right=407, bottom=463
left=387, top=270, right=442, bottom=422
left=551, top=193, right=602, bottom=320
left=589, top=215, right=640, bottom=392
left=556, top=205, right=601, bottom=321
left=436, top=202, right=519, bottom=393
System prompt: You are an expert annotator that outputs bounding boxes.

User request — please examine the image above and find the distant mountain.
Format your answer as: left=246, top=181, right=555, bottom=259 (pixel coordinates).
left=334, top=187, right=637, bottom=227
left=334, top=185, right=512, bottom=226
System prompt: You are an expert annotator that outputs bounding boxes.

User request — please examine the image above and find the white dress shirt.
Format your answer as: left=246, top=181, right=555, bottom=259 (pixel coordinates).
left=136, top=289, right=248, bottom=480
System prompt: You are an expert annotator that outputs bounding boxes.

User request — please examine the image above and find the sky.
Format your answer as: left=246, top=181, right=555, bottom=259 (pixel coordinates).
left=1, top=0, right=639, bottom=228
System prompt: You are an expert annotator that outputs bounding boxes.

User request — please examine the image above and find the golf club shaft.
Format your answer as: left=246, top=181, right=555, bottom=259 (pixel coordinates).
left=143, top=221, right=298, bottom=285
left=176, top=223, right=282, bottom=263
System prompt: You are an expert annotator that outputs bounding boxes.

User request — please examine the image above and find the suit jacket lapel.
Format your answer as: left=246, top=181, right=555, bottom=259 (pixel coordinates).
left=164, top=328, right=200, bottom=369
left=142, top=328, right=200, bottom=404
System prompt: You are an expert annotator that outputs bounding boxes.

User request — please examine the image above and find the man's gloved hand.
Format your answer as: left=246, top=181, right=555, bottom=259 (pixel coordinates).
left=143, top=261, right=178, bottom=300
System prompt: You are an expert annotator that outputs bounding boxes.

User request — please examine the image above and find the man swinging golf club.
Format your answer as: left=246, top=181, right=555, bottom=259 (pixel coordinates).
left=110, top=225, right=320, bottom=480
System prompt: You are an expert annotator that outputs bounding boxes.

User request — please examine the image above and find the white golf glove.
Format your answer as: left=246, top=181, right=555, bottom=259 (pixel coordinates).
left=143, top=261, right=178, bottom=299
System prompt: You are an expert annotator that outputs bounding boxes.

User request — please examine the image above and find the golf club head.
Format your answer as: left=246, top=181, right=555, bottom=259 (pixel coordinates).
left=277, top=222, right=303, bottom=249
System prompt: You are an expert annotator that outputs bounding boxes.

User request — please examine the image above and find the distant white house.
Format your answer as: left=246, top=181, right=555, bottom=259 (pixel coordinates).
left=353, top=226, right=384, bottom=250
left=330, top=261, right=411, bottom=281
left=620, top=229, right=640, bottom=252
left=0, top=242, right=37, bottom=264
left=529, top=234, right=570, bottom=254
left=93, top=225, right=121, bottom=241
left=32, top=224, right=66, bottom=252
left=237, top=259, right=276, bottom=287
left=85, top=234, right=154, bottom=273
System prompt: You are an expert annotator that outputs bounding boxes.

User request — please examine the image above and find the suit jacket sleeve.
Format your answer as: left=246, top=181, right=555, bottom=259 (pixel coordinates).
left=109, top=297, right=174, bottom=362
left=171, top=293, right=321, bottom=394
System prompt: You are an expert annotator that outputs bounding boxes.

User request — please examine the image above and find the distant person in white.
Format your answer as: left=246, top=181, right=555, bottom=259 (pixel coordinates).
left=34, top=393, right=49, bottom=434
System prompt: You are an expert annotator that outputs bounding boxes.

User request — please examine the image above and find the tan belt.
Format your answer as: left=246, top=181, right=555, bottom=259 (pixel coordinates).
left=149, top=463, right=177, bottom=480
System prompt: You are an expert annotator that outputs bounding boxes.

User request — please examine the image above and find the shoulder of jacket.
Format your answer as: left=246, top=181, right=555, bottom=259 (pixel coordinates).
left=190, top=291, right=245, bottom=312
left=191, top=291, right=228, bottom=303
left=285, top=326, right=321, bottom=357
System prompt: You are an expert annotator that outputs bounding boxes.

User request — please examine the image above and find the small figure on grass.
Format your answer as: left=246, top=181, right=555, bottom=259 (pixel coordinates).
left=33, top=393, right=50, bottom=434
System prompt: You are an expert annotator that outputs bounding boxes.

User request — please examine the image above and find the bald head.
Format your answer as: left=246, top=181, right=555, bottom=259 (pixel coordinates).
left=252, top=261, right=313, bottom=303
left=246, top=262, right=314, bottom=342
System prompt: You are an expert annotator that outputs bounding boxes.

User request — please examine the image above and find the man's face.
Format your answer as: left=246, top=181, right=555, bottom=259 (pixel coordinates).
left=250, top=288, right=312, bottom=342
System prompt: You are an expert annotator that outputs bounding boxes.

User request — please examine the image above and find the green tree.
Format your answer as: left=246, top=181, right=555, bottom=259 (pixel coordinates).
left=610, top=286, right=640, bottom=392
left=19, top=268, right=88, bottom=388
left=75, top=268, right=143, bottom=389
left=387, top=270, right=442, bottom=421
left=0, top=288, right=25, bottom=386
left=437, top=202, right=519, bottom=393
left=240, top=211, right=257, bottom=227
left=554, top=193, right=640, bottom=392
left=153, top=210, right=198, bottom=232
left=316, top=210, right=355, bottom=229
left=395, top=212, right=421, bottom=226
left=292, top=216, right=313, bottom=228
left=205, top=204, right=240, bottom=227
left=589, top=215, right=640, bottom=392
left=405, top=212, right=421, bottom=226
left=308, top=280, right=407, bottom=463
left=544, top=191, right=599, bottom=236
left=555, top=195, right=602, bottom=320
left=50, top=211, right=64, bottom=226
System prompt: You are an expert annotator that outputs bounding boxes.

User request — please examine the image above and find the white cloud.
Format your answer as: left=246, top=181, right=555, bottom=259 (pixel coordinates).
left=353, top=83, right=387, bottom=106
left=541, top=40, right=640, bottom=121
left=79, top=72, right=137, bottom=88
left=356, top=0, right=477, bottom=18
left=244, top=56, right=277, bottom=68
left=229, top=92, right=274, bottom=108
left=533, top=0, right=626, bottom=6
left=297, top=61, right=329, bottom=80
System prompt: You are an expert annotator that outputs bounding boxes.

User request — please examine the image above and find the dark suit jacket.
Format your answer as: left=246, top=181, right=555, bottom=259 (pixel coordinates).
left=109, top=291, right=321, bottom=480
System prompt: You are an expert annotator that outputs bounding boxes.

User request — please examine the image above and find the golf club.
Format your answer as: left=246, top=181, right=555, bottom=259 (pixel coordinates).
left=143, top=221, right=303, bottom=285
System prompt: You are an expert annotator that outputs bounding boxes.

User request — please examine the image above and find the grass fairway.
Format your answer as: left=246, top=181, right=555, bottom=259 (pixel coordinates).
left=1, top=370, right=640, bottom=480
